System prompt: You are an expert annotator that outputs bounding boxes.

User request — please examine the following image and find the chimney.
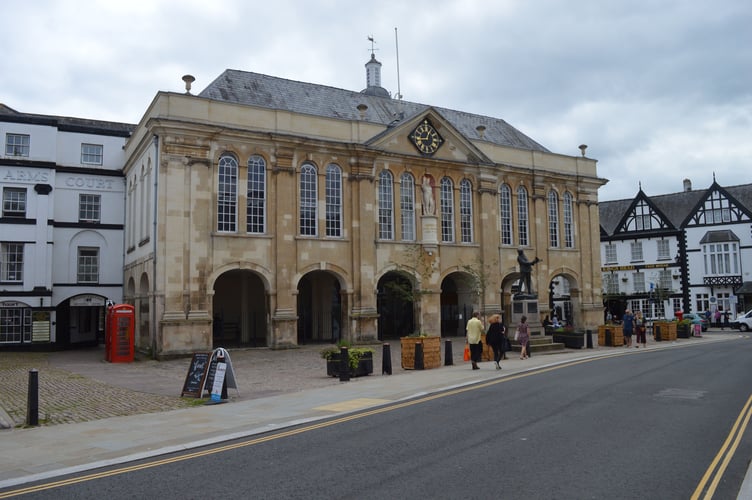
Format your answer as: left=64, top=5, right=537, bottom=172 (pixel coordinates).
left=683, top=179, right=692, bottom=192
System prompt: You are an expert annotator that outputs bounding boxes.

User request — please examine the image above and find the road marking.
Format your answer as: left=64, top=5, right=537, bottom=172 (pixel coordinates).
left=314, top=398, right=391, bottom=412
left=691, top=393, right=752, bottom=500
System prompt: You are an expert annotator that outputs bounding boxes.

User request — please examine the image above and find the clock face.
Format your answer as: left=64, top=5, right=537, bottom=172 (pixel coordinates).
left=409, top=120, right=443, bottom=155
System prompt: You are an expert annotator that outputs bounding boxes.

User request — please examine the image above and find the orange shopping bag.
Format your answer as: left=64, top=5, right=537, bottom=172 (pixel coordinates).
left=463, top=343, right=470, bottom=362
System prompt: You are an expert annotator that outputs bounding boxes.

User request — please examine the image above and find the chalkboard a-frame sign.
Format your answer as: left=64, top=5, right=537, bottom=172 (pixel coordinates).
left=181, top=352, right=211, bottom=397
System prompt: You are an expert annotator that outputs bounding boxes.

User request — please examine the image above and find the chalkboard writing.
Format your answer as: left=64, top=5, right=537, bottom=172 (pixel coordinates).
left=204, top=359, right=218, bottom=394
left=181, top=352, right=211, bottom=397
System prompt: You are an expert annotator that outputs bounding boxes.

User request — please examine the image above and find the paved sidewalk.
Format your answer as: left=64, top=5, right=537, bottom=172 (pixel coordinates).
left=0, top=331, right=746, bottom=492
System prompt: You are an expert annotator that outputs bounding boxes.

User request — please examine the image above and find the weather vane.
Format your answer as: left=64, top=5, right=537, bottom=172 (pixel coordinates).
left=367, top=35, right=378, bottom=56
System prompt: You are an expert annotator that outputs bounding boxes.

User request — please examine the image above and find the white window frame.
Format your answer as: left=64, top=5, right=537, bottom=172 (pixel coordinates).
left=1, top=242, right=24, bottom=282
left=300, top=163, right=318, bottom=237
left=499, top=184, right=513, bottom=245
left=325, top=164, right=342, bottom=238
left=548, top=190, right=559, bottom=248
left=630, top=241, right=643, bottom=262
left=517, top=186, right=529, bottom=246
left=77, top=247, right=99, bottom=284
left=81, top=143, right=103, bottom=165
left=400, top=173, right=415, bottom=241
left=246, top=155, right=266, bottom=234
left=5, top=133, right=29, bottom=157
left=217, top=154, right=238, bottom=232
left=378, top=170, right=394, bottom=240
left=2, top=187, right=26, bottom=218
left=79, top=193, right=101, bottom=223
left=459, top=179, right=473, bottom=243
left=440, top=177, right=454, bottom=243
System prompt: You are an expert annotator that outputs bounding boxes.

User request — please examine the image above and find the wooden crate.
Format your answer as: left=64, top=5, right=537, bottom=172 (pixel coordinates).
left=401, top=336, right=442, bottom=369
left=653, top=321, right=677, bottom=341
left=598, top=325, right=624, bottom=346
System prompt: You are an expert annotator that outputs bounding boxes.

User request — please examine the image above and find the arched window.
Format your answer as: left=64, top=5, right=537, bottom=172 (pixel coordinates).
left=548, top=190, right=560, bottom=248
left=517, top=186, right=529, bottom=246
left=247, top=155, right=266, bottom=233
left=459, top=179, right=473, bottom=243
left=325, top=164, right=342, bottom=237
left=300, top=163, right=317, bottom=236
left=217, top=153, right=238, bottom=232
left=499, top=184, right=513, bottom=245
left=400, top=173, right=415, bottom=241
left=378, top=170, right=394, bottom=240
left=440, top=177, right=454, bottom=242
left=563, top=191, right=574, bottom=248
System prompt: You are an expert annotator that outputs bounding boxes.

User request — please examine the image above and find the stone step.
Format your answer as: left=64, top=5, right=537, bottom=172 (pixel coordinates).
left=509, top=335, right=567, bottom=354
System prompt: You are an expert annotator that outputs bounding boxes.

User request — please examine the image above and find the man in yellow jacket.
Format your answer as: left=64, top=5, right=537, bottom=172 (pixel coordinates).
left=466, top=311, right=484, bottom=370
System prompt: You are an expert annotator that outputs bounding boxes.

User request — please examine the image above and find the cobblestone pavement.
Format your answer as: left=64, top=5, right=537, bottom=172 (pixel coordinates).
left=0, top=338, right=449, bottom=429
left=0, top=352, right=194, bottom=427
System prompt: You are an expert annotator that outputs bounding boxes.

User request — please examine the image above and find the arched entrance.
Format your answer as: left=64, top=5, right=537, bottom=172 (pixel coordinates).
left=56, top=294, right=106, bottom=346
left=376, top=271, right=415, bottom=340
left=213, top=269, right=267, bottom=347
left=441, top=272, right=478, bottom=337
left=548, top=274, right=576, bottom=325
left=297, top=271, right=343, bottom=344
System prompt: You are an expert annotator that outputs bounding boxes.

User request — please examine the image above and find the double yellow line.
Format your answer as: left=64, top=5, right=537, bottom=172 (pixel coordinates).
left=692, top=394, right=752, bottom=499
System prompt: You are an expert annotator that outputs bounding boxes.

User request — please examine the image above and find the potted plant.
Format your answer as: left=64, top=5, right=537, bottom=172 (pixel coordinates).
left=676, top=319, right=692, bottom=338
left=551, top=326, right=585, bottom=349
left=320, top=342, right=374, bottom=378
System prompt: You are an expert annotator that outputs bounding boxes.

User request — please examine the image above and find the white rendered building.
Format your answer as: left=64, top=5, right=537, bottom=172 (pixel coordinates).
left=0, top=105, right=133, bottom=347
left=599, top=179, right=752, bottom=321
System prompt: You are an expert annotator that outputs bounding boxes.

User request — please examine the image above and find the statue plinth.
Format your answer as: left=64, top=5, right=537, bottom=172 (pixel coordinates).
left=421, top=215, right=438, bottom=252
left=510, top=296, right=543, bottom=336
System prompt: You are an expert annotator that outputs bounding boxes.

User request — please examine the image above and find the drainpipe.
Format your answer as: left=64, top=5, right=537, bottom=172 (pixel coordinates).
left=151, top=135, right=159, bottom=359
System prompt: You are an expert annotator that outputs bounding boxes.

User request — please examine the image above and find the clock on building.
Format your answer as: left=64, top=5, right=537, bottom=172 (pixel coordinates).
left=409, top=119, right=443, bottom=155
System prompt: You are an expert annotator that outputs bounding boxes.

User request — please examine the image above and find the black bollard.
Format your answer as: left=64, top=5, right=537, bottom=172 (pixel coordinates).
left=444, top=339, right=453, bottom=366
left=586, top=329, right=593, bottom=349
left=27, top=369, right=39, bottom=427
left=655, top=325, right=662, bottom=342
left=605, top=328, right=612, bottom=347
left=339, top=346, right=350, bottom=382
left=414, top=342, right=424, bottom=370
left=382, top=343, right=392, bottom=375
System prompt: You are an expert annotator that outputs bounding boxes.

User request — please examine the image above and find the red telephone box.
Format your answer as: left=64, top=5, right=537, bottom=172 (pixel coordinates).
left=105, top=304, right=135, bottom=363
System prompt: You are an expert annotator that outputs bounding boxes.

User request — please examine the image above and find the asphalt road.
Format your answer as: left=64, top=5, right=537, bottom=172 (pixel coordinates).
left=13, top=337, right=752, bottom=500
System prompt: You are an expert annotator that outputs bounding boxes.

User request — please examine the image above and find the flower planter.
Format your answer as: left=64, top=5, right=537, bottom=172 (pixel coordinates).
left=653, top=321, right=677, bottom=341
left=401, top=336, right=441, bottom=369
left=552, top=332, right=585, bottom=349
left=676, top=323, right=691, bottom=338
left=325, top=352, right=374, bottom=378
left=598, top=325, right=624, bottom=347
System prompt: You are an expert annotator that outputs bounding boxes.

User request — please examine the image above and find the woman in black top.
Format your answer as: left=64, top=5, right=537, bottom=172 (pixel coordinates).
left=485, top=314, right=506, bottom=370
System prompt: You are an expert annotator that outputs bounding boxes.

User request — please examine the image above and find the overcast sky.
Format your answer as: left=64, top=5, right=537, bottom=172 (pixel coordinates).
left=2, top=0, right=750, bottom=201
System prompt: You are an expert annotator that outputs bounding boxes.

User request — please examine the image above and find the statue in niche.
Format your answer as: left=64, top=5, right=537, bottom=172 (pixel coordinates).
left=421, top=175, right=436, bottom=216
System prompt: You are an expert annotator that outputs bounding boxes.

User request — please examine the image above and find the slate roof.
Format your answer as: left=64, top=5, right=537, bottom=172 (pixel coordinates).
left=0, top=105, right=134, bottom=137
left=198, top=69, right=550, bottom=153
left=599, top=182, right=752, bottom=236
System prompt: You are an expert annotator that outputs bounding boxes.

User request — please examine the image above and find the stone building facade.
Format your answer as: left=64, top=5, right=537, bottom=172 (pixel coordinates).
left=122, top=58, right=605, bottom=357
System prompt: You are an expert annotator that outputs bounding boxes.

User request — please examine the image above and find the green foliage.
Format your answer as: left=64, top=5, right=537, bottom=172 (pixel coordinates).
left=320, top=346, right=375, bottom=371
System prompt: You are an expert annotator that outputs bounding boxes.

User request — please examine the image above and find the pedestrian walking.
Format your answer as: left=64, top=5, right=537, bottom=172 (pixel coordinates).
left=634, top=310, right=646, bottom=348
left=723, top=309, right=730, bottom=330
left=622, top=309, right=634, bottom=347
left=517, top=315, right=530, bottom=360
left=466, top=311, right=484, bottom=370
left=485, top=314, right=506, bottom=370
left=714, top=308, right=721, bottom=328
